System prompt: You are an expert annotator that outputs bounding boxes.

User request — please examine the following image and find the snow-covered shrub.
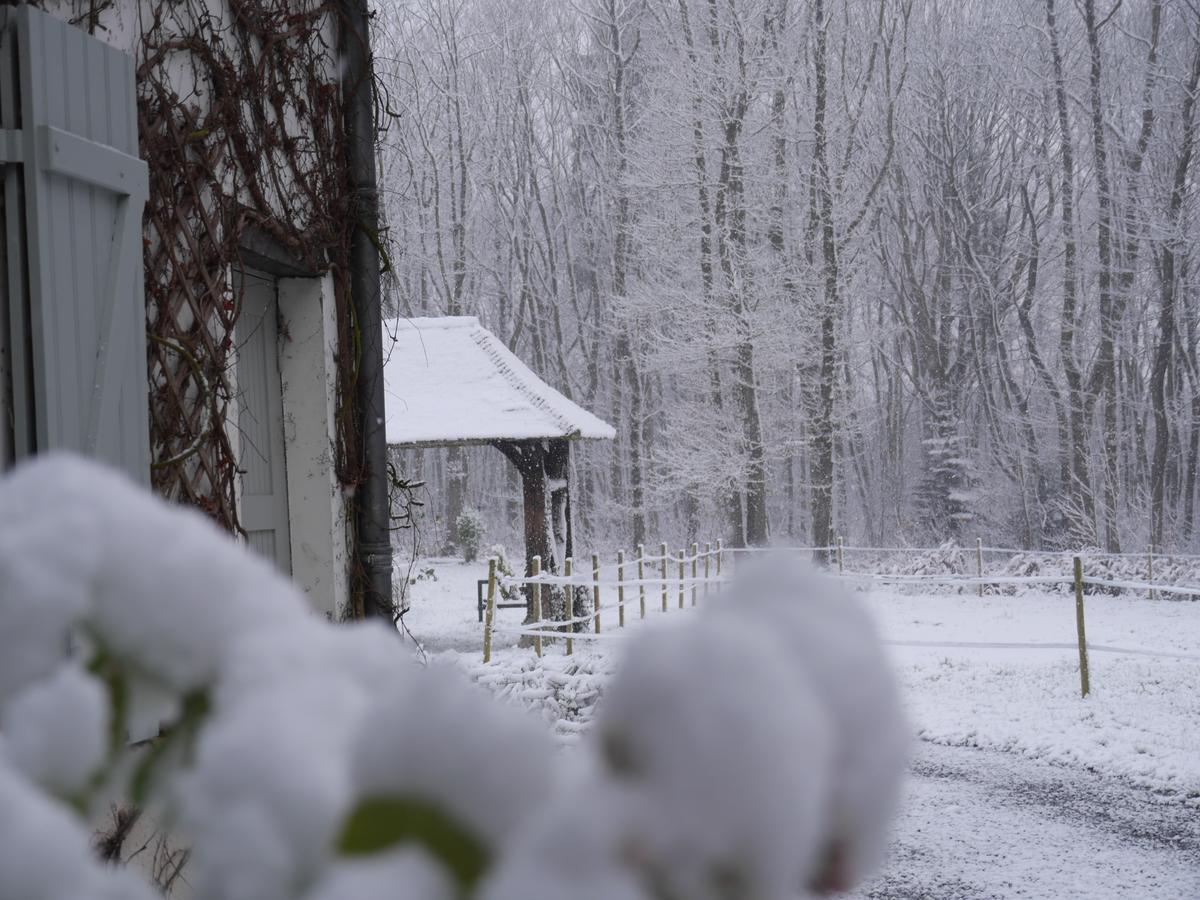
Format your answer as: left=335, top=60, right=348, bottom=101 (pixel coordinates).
left=456, top=509, right=485, bottom=563
left=487, top=545, right=521, bottom=606
left=709, top=557, right=910, bottom=887
left=882, top=541, right=969, bottom=578
left=996, top=550, right=1200, bottom=597
left=592, top=617, right=837, bottom=899
left=0, top=455, right=907, bottom=899
left=536, top=582, right=592, bottom=633
left=0, top=758, right=158, bottom=900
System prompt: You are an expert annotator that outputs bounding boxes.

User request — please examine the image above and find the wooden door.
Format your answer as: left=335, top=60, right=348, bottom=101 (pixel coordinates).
left=235, top=269, right=291, bottom=574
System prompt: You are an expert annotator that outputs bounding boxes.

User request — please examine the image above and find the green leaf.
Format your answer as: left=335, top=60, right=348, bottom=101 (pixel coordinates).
left=336, top=795, right=490, bottom=891
left=130, top=689, right=211, bottom=805
left=87, top=645, right=128, bottom=762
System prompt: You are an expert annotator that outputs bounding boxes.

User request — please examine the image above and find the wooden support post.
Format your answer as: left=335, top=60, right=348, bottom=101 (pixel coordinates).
left=691, top=542, right=699, bottom=606
left=678, top=549, right=685, bottom=610
left=1073, top=556, right=1090, bottom=698
left=532, top=555, right=542, bottom=658
left=837, top=535, right=844, bottom=574
left=660, top=542, right=668, bottom=613
left=617, top=550, right=626, bottom=628
left=637, top=543, right=646, bottom=619
left=704, top=542, right=712, bottom=599
left=1148, top=545, right=1156, bottom=601
left=483, top=557, right=497, bottom=664
left=564, top=557, right=574, bottom=656
left=717, top=539, right=723, bottom=577
left=593, top=553, right=602, bottom=634
left=977, top=537, right=984, bottom=598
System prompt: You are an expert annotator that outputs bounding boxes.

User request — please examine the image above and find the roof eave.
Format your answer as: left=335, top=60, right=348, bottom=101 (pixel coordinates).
left=387, top=430, right=615, bottom=450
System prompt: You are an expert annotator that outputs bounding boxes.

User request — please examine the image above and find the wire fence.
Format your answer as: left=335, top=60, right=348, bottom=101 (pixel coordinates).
left=727, top=538, right=1200, bottom=603
left=475, top=540, right=1200, bottom=697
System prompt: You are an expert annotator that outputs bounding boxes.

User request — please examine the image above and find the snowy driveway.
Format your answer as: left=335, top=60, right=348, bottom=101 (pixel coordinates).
left=855, top=741, right=1200, bottom=899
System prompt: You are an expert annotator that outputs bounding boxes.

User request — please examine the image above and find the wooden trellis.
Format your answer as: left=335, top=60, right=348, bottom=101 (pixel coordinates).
left=43, top=0, right=369, bottom=532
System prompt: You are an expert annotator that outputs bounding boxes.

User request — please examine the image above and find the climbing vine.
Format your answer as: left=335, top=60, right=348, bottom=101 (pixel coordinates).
left=49, top=0, right=367, bottom=535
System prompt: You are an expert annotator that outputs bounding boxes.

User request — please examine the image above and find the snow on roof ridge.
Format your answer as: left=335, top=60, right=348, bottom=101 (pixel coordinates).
left=468, top=323, right=601, bottom=439
left=393, top=315, right=479, bottom=330
left=380, top=315, right=614, bottom=446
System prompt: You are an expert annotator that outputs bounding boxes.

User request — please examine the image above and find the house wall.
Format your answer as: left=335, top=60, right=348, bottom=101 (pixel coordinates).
left=34, top=0, right=357, bottom=612
left=16, top=5, right=358, bottom=892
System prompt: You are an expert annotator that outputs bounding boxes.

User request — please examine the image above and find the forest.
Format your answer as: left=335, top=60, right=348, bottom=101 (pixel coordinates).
left=374, top=0, right=1200, bottom=555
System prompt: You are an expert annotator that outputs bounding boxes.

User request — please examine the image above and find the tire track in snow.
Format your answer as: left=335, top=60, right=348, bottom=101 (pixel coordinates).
left=854, top=742, right=1200, bottom=899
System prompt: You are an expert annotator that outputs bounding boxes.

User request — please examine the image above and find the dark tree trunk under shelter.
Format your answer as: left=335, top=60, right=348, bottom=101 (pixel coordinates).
left=494, top=438, right=577, bottom=622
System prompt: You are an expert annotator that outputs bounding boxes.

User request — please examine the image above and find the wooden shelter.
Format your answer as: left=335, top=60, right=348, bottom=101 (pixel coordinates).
left=381, top=317, right=614, bottom=587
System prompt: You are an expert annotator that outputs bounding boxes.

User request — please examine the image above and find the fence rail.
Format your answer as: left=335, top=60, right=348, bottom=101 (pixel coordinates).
left=482, top=542, right=726, bottom=663
left=725, top=538, right=1200, bottom=600
left=478, top=541, right=1200, bottom=699
left=727, top=541, right=1200, bottom=561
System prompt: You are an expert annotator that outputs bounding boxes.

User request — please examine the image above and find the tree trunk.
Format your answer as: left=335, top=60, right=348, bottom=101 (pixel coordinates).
left=1151, top=33, right=1200, bottom=547
left=493, top=440, right=552, bottom=621
left=1082, top=0, right=1121, bottom=552
left=604, top=0, right=646, bottom=549
left=1185, top=393, right=1200, bottom=541
left=1045, top=0, right=1096, bottom=544
left=811, top=0, right=838, bottom=563
left=546, top=439, right=573, bottom=570
left=679, top=0, right=742, bottom=544
left=444, top=445, right=468, bottom=552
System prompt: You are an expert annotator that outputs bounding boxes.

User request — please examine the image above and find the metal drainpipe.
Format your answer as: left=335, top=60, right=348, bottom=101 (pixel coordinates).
left=339, top=0, right=392, bottom=619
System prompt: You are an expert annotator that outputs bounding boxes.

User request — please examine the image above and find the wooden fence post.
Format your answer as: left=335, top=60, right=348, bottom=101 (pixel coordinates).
left=564, top=557, right=574, bottom=656
left=691, top=542, right=699, bottom=606
left=837, top=535, right=844, bottom=574
left=1073, top=556, right=1090, bottom=698
left=637, top=544, right=646, bottom=619
left=717, top=539, right=723, bottom=577
left=1148, top=545, right=1156, bottom=601
left=593, top=553, right=602, bottom=634
left=678, top=549, right=686, bottom=609
left=704, top=542, right=712, bottom=600
left=532, top=555, right=542, bottom=658
left=977, top=537, right=984, bottom=597
left=617, top=550, right=626, bottom=628
left=660, top=542, right=668, bottom=613
left=483, top=557, right=497, bottom=664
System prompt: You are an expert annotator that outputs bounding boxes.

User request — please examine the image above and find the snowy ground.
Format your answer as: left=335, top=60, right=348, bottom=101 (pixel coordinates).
left=398, top=556, right=1200, bottom=898
left=855, top=742, right=1200, bottom=899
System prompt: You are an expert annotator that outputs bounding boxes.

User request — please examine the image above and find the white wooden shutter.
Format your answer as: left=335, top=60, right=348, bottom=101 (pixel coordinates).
left=0, top=6, right=150, bottom=483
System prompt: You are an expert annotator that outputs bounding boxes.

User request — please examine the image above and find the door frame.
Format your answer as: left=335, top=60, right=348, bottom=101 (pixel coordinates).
left=231, top=232, right=349, bottom=617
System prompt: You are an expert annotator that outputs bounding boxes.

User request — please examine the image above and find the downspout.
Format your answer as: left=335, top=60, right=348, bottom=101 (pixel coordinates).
left=340, top=0, right=392, bottom=619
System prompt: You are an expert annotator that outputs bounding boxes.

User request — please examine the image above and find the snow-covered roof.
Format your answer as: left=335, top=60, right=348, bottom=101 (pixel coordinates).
left=381, top=316, right=615, bottom=447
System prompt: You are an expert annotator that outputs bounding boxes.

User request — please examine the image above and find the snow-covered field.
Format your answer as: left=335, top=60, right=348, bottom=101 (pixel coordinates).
left=877, top=588, right=1200, bottom=799
left=401, top=557, right=1200, bottom=800
left=399, top=556, right=1200, bottom=896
